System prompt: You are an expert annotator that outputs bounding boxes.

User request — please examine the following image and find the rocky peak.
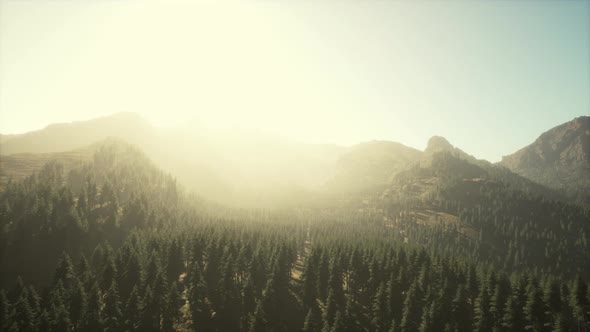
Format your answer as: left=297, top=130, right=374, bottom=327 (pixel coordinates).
left=425, top=136, right=454, bottom=154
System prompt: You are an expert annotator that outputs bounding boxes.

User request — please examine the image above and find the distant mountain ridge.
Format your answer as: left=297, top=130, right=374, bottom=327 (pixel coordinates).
left=2, top=112, right=588, bottom=206
left=499, top=116, right=590, bottom=205
left=0, top=113, right=346, bottom=206
left=0, top=112, right=152, bottom=155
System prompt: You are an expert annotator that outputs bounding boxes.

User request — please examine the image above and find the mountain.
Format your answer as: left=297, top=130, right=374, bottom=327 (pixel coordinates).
left=0, top=113, right=346, bottom=207
left=500, top=116, right=590, bottom=205
left=325, top=140, right=423, bottom=193
left=374, top=151, right=590, bottom=277
left=424, top=135, right=477, bottom=162
left=2, top=116, right=590, bottom=332
left=0, top=139, right=182, bottom=286
left=2, top=140, right=587, bottom=331
left=0, top=112, right=152, bottom=155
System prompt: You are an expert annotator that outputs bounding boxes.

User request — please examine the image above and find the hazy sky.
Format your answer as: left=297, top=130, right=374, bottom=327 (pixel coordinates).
left=1, top=1, right=588, bottom=162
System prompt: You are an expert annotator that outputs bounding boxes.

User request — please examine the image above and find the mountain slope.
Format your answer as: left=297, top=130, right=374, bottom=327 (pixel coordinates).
left=0, top=144, right=97, bottom=190
left=0, top=139, right=182, bottom=287
left=0, top=113, right=346, bottom=207
left=376, top=151, right=590, bottom=277
left=325, top=140, right=423, bottom=193
left=500, top=116, right=590, bottom=205
left=0, top=112, right=152, bottom=155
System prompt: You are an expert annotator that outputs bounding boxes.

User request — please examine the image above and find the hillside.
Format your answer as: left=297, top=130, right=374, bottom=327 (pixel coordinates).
left=0, top=139, right=182, bottom=287
left=325, top=140, right=423, bottom=193
left=1, top=121, right=590, bottom=332
left=500, top=116, right=590, bottom=205
left=373, top=151, right=590, bottom=277
left=0, top=113, right=346, bottom=207
left=0, top=112, right=152, bottom=155
left=0, top=144, right=96, bottom=190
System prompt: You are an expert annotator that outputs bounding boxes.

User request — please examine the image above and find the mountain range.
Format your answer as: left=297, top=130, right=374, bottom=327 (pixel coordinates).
left=1, top=113, right=590, bottom=309
left=1, top=113, right=589, bottom=207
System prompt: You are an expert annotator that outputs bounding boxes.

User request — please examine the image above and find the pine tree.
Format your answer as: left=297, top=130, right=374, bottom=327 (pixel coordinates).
left=570, top=276, right=589, bottom=331
left=331, top=310, right=345, bottom=332
left=328, top=256, right=345, bottom=311
left=0, top=290, right=9, bottom=332
left=166, top=240, right=184, bottom=284
left=242, top=276, right=257, bottom=322
left=162, top=282, right=183, bottom=332
left=451, top=284, right=471, bottom=332
left=344, top=295, right=362, bottom=332
left=317, top=250, right=330, bottom=302
left=139, top=287, right=158, bottom=331
left=302, top=253, right=319, bottom=311
left=37, top=309, right=51, bottom=332
left=323, top=289, right=338, bottom=329
left=84, top=281, right=104, bottom=331
left=101, top=253, right=118, bottom=292
left=69, top=279, right=88, bottom=330
left=371, top=282, right=387, bottom=332
left=124, top=285, right=142, bottom=331
left=400, top=281, right=422, bottom=332
left=76, top=254, right=94, bottom=290
left=388, top=319, right=399, bottom=332
left=303, top=307, right=321, bottom=332
left=490, top=276, right=511, bottom=330
left=120, top=251, right=143, bottom=300
left=502, top=293, right=525, bottom=331
left=13, top=293, right=35, bottom=332
left=473, top=285, right=492, bottom=332
left=387, top=272, right=404, bottom=325
left=188, top=262, right=209, bottom=331
left=524, top=282, right=547, bottom=331
left=418, top=301, right=434, bottom=332
left=51, top=303, right=71, bottom=332
left=248, top=300, right=267, bottom=332
left=103, top=281, right=123, bottom=331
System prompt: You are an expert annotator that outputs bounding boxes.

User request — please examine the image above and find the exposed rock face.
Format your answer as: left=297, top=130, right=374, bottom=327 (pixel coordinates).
left=425, top=136, right=455, bottom=153
left=425, top=135, right=478, bottom=162
left=500, top=116, right=590, bottom=204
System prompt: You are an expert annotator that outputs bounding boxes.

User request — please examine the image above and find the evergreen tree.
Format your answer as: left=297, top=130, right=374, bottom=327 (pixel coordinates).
left=248, top=300, right=267, bottom=332
left=103, top=281, right=123, bottom=331
left=139, top=286, right=158, bottom=331
left=303, top=307, right=321, bottom=332
left=331, top=310, right=345, bottom=332
left=69, top=279, right=88, bottom=330
left=124, top=285, right=141, bottom=331
left=524, top=282, right=547, bottom=331
left=84, top=282, right=104, bottom=332
left=13, top=293, right=35, bottom=332
left=162, top=282, right=183, bottom=332
left=51, top=303, right=71, bottom=332
left=451, top=284, right=471, bottom=332
left=400, top=281, right=421, bottom=332
left=166, top=240, right=184, bottom=284
left=473, top=285, right=492, bottom=332
left=0, top=290, right=9, bottom=332
left=37, top=309, right=51, bottom=332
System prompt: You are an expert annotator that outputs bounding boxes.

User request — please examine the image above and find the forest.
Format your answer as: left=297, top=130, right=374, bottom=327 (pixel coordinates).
left=1, top=141, right=589, bottom=332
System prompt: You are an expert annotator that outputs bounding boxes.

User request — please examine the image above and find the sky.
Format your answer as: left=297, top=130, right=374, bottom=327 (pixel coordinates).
left=1, top=0, right=588, bottom=162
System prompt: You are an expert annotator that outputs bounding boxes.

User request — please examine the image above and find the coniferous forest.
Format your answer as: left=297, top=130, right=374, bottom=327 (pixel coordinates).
left=1, top=140, right=589, bottom=332
left=3, top=2, right=590, bottom=330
